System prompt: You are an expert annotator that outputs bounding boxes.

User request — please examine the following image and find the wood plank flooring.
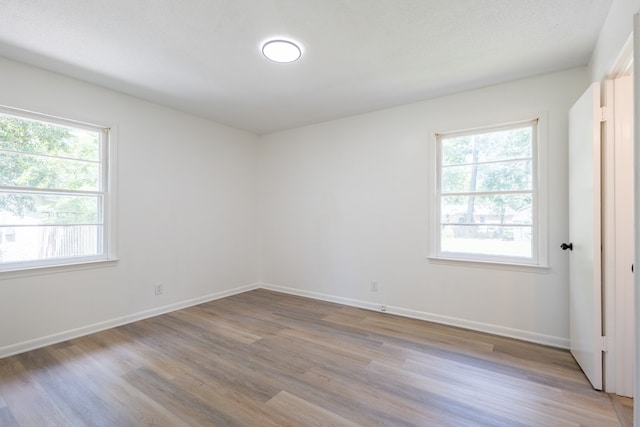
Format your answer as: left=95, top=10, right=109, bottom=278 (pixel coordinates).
left=0, top=289, right=632, bottom=426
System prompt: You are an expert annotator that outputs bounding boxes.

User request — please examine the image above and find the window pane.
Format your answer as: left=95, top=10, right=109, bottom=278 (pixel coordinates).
left=440, top=194, right=532, bottom=225
left=0, top=114, right=100, bottom=161
left=441, top=126, right=532, bottom=166
left=0, top=225, right=102, bottom=262
left=440, top=224, right=532, bottom=258
left=0, top=108, right=110, bottom=270
left=441, top=159, right=532, bottom=193
left=0, top=151, right=100, bottom=191
left=0, top=193, right=101, bottom=224
left=436, top=120, right=539, bottom=264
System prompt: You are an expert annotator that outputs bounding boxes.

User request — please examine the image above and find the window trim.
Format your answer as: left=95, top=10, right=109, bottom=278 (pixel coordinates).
left=0, top=105, right=117, bottom=273
left=428, top=113, right=549, bottom=268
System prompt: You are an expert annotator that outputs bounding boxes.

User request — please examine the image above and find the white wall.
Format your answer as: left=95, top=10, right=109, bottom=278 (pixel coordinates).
left=259, top=68, right=589, bottom=347
left=0, top=58, right=596, bottom=355
left=0, top=57, right=260, bottom=357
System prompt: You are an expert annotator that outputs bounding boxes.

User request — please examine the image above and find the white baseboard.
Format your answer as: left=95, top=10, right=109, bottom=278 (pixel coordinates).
left=1, top=281, right=569, bottom=359
left=260, top=282, right=569, bottom=349
left=260, top=282, right=382, bottom=312
left=0, top=282, right=260, bottom=359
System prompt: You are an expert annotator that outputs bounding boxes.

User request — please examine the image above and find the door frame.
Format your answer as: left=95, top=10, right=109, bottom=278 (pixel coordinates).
left=603, top=75, right=634, bottom=398
left=602, top=33, right=634, bottom=397
left=634, top=14, right=640, bottom=427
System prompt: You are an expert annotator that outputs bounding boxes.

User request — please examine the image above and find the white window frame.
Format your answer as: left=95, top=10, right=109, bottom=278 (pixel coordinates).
left=0, top=106, right=117, bottom=273
left=428, top=114, right=548, bottom=269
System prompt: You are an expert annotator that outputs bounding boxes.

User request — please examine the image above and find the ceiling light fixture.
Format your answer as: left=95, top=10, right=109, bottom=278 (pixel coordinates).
left=262, top=39, right=302, bottom=63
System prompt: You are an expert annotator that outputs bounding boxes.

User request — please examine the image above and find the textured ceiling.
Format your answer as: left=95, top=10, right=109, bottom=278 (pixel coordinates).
left=0, top=0, right=612, bottom=134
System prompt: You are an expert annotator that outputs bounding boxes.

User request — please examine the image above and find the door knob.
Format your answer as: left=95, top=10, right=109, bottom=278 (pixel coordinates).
left=560, top=242, right=573, bottom=251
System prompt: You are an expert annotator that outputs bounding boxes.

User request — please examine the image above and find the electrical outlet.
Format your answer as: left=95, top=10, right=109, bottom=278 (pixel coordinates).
left=380, top=305, right=386, bottom=312
left=154, top=283, right=164, bottom=296
left=370, top=281, right=378, bottom=292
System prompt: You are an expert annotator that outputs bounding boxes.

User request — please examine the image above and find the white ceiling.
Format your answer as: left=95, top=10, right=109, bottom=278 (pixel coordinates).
left=0, top=0, right=612, bottom=134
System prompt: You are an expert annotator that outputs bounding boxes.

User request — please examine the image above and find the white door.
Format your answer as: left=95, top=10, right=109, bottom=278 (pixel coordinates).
left=568, top=82, right=602, bottom=390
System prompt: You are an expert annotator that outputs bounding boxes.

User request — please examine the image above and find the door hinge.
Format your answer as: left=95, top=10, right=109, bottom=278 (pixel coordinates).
left=601, top=336, right=608, bottom=352
left=600, top=106, right=610, bottom=122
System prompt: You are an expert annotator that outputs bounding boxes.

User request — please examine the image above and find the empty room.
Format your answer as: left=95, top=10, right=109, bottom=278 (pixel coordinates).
left=0, top=0, right=637, bottom=426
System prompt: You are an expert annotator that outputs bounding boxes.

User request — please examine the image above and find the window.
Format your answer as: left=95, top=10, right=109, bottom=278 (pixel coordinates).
left=432, top=118, right=545, bottom=266
left=0, top=107, right=115, bottom=271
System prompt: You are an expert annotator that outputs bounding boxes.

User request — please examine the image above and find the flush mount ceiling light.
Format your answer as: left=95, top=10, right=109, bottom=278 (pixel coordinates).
left=262, top=39, right=302, bottom=63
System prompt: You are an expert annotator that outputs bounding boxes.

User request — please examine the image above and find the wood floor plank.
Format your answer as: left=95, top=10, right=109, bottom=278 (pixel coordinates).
left=398, top=357, right=614, bottom=426
left=0, top=357, right=71, bottom=426
left=18, top=347, right=135, bottom=427
left=610, top=394, right=634, bottom=427
left=278, top=325, right=406, bottom=367
left=300, top=365, right=476, bottom=426
left=124, top=367, right=241, bottom=427
left=360, top=315, right=497, bottom=354
left=266, top=390, right=361, bottom=427
left=0, top=407, right=20, bottom=427
left=50, top=343, right=190, bottom=427
left=173, top=307, right=263, bottom=344
left=0, top=288, right=631, bottom=426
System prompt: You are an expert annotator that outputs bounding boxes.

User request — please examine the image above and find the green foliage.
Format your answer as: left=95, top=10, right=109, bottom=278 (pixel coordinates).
left=0, top=115, right=100, bottom=221
left=440, top=125, right=533, bottom=230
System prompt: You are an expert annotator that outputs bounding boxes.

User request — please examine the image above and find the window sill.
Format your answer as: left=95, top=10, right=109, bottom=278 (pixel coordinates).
left=427, top=256, right=549, bottom=273
left=0, top=258, right=119, bottom=280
